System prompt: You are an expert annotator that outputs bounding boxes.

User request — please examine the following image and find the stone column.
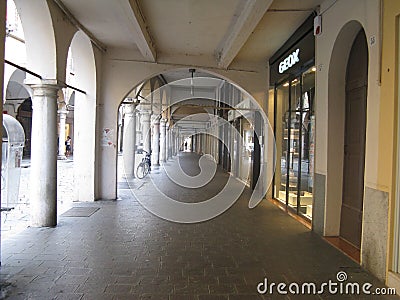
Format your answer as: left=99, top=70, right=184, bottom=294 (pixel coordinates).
left=169, top=128, right=173, bottom=158
left=175, top=131, right=179, bottom=155
left=122, top=104, right=136, bottom=178
left=166, top=124, right=170, bottom=160
left=172, top=131, right=176, bottom=156
left=26, top=80, right=61, bottom=227
left=136, top=112, right=141, bottom=150
left=118, top=111, right=123, bottom=153
left=141, top=111, right=151, bottom=154
left=160, top=118, right=167, bottom=163
left=151, top=115, right=160, bottom=166
left=57, top=109, right=67, bottom=160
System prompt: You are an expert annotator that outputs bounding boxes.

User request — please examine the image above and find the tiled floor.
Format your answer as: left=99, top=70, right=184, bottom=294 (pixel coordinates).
left=0, top=153, right=399, bottom=299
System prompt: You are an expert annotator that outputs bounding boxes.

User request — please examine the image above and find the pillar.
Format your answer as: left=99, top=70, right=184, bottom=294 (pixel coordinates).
left=160, top=118, right=167, bottom=163
left=169, top=128, right=173, bottom=158
left=57, top=109, right=67, bottom=160
left=118, top=112, right=123, bottom=153
left=151, top=115, right=160, bottom=166
left=122, top=104, right=136, bottom=177
left=172, top=131, right=177, bottom=156
left=141, top=111, right=151, bottom=154
left=136, top=112, right=141, bottom=150
left=26, top=80, right=61, bottom=227
left=166, top=124, right=170, bottom=160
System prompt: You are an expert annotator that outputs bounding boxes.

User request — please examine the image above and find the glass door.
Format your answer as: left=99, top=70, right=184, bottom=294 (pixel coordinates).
left=288, top=77, right=301, bottom=211
left=299, top=67, right=316, bottom=219
left=274, top=81, right=289, bottom=204
left=273, top=66, right=316, bottom=220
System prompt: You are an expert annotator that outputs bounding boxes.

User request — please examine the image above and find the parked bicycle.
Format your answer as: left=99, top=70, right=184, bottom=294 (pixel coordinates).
left=136, top=150, right=151, bottom=179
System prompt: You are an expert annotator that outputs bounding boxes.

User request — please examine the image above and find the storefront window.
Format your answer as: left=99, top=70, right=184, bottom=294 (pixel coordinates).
left=274, top=82, right=289, bottom=204
left=273, top=66, right=315, bottom=220
left=299, top=67, right=315, bottom=219
left=240, top=117, right=252, bottom=185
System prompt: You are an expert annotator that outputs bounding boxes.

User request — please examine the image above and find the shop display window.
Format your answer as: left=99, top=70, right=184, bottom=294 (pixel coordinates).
left=273, top=66, right=315, bottom=220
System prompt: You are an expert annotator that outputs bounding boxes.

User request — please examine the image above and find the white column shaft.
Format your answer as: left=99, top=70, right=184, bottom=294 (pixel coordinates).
left=122, top=105, right=136, bottom=177
left=57, top=110, right=67, bottom=159
left=160, top=119, right=167, bottom=162
left=29, top=84, right=59, bottom=227
left=166, top=127, right=170, bottom=159
left=151, top=116, right=160, bottom=165
left=141, top=112, right=151, bottom=154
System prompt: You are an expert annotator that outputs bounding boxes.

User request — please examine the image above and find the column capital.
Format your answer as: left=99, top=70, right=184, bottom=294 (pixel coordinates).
left=25, top=80, right=65, bottom=100
left=140, top=110, right=151, bottom=122
left=24, top=79, right=65, bottom=92
left=124, top=103, right=137, bottom=115
left=57, top=109, right=68, bottom=116
left=160, top=118, right=167, bottom=126
left=151, top=114, right=161, bottom=125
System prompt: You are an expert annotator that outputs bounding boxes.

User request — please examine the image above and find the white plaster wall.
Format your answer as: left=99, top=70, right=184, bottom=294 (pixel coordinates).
left=96, top=51, right=268, bottom=200
left=315, top=0, right=381, bottom=235
left=70, top=31, right=97, bottom=201
left=315, top=0, right=389, bottom=280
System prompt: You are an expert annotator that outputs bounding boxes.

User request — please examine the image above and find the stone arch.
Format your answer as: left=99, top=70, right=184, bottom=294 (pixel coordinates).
left=13, top=0, right=77, bottom=82
left=115, top=67, right=270, bottom=193
left=4, top=69, right=32, bottom=156
left=13, top=0, right=56, bottom=79
left=119, top=67, right=264, bottom=107
left=97, top=60, right=268, bottom=200
left=5, top=69, right=31, bottom=107
left=68, top=30, right=97, bottom=201
left=325, top=20, right=367, bottom=236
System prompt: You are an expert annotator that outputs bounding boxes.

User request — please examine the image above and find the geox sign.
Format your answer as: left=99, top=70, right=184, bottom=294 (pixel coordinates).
left=278, top=49, right=300, bottom=74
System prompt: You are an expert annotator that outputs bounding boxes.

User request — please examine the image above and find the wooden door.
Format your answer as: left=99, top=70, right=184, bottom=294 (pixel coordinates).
left=340, top=30, right=368, bottom=248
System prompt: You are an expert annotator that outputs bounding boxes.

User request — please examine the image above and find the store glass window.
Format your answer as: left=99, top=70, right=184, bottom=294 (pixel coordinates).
left=273, top=66, right=315, bottom=220
left=274, top=82, right=289, bottom=204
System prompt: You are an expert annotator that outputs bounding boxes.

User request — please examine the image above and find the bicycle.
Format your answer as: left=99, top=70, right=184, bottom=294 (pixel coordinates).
left=136, top=150, right=151, bottom=179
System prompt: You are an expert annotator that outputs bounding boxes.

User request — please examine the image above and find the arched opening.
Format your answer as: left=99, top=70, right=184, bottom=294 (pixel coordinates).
left=13, top=0, right=56, bottom=78
left=16, top=98, right=32, bottom=157
left=2, top=0, right=76, bottom=232
left=4, top=69, right=32, bottom=157
left=115, top=68, right=272, bottom=210
left=326, top=21, right=368, bottom=252
left=340, top=29, right=368, bottom=248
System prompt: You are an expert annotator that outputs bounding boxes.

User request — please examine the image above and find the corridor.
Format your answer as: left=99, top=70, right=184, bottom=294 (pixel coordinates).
left=1, top=153, right=397, bottom=299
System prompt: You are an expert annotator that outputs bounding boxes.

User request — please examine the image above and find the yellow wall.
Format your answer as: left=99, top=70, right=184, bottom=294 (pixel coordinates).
left=382, top=0, right=400, bottom=276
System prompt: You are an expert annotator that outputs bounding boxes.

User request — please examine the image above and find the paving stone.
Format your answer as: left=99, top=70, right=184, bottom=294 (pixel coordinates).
left=0, top=153, right=398, bottom=299
left=55, top=293, right=84, bottom=300
left=198, top=295, right=228, bottom=300
left=104, top=283, right=134, bottom=294
left=81, top=293, right=116, bottom=300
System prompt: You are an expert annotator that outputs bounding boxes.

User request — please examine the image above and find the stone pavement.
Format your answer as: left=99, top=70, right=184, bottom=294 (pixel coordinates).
left=0, top=152, right=399, bottom=299
left=1, top=158, right=75, bottom=240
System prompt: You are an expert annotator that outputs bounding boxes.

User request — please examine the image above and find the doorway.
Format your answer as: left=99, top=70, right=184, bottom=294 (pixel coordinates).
left=339, top=30, right=368, bottom=248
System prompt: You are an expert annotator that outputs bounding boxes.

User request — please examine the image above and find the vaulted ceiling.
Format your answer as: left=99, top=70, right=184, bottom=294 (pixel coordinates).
left=58, top=0, right=324, bottom=72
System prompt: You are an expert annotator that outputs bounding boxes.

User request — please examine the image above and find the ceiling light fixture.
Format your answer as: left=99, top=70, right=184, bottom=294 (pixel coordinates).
left=189, top=68, right=195, bottom=96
